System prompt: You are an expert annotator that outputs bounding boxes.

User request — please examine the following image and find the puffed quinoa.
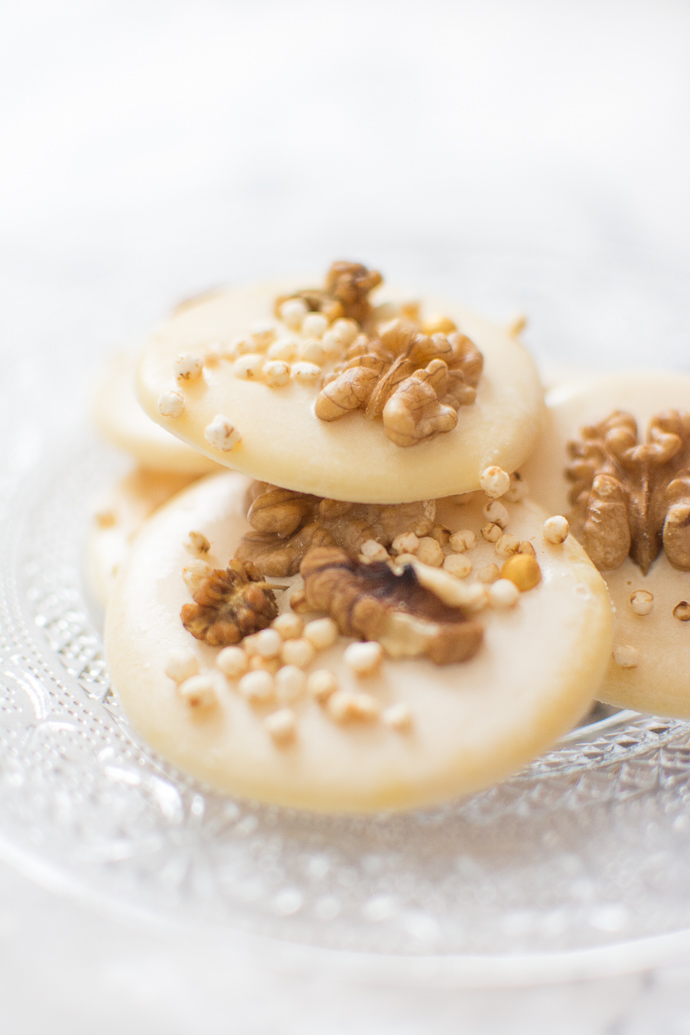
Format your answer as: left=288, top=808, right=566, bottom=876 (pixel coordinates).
left=264, top=708, right=296, bottom=743
left=543, top=515, right=569, bottom=545
left=279, top=297, right=308, bottom=330
left=178, top=674, right=217, bottom=708
left=250, top=322, right=276, bottom=349
left=327, top=689, right=358, bottom=722
left=205, top=415, right=242, bottom=452
left=415, top=536, right=444, bottom=567
left=501, top=554, right=542, bottom=591
left=331, top=318, right=359, bottom=346
left=231, top=337, right=255, bottom=357
left=301, top=312, right=329, bottom=338
left=233, top=354, right=265, bottom=380
left=238, top=669, right=275, bottom=703
left=479, top=465, right=511, bottom=499
left=350, top=692, right=380, bottom=721
left=504, top=473, right=529, bottom=503
left=182, top=559, right=212, bottom=594
left=303, top=617, right=339, bottom=651
left=477, top=563, right=500, bottom=584
left=482, top=500, right=509, bottom=529
left=630, top=590, right=654, bottom=616
left=291, top=361, right=321, bottom=384
left=482, top=523, right=502, bottom=544
left=267, top=338, right=299, bottom=361
left=391, top=531, right=419, bottom=555
left=673, top=601, right=690, bottom=622
left=448, top=529, right=476, bottom=553
left=263, top=360, right=291, bottom=387
left=343, top=641, right=383, bottom=676
left=430, top=525, right=451, bottom=546
left=216, top=646, right=248, bottom=679
left=281, top=637, right=316, bottom=669
left=165, top=647, right=199, bottom=684
left=272, top=613, right=304, bottom=639
left=442, top=553, right=472, bottom=578
left=320, top=331, right=343, bottom=360
left=495, top=533, right=520, bottom=560
left=488, top=578, right=520, bottom=609
left=307, top=669, right=339, bottom=702
left=518, top=540, right=536, bottom=557
left=275, top=665, right=307, bottom=703
left=255, top=628, right=284, bottom=659
left=174, top=354, right=203, bottom=381
left=299, top=339, right=328, bottom=365
left=360, top=539, right=389, bottom=562
left=422, top=314, right=457, bottom=336
left=462, top=583, right=490, bottom=613
left=242, top=632, right=260, bottom=656
left=158, top=391, right=184, bottom=418
left=185, top=530, right=210, bottom=555
left=382, top=702, right=413, bottom=730
left=613, top=644, right=639, bottom=668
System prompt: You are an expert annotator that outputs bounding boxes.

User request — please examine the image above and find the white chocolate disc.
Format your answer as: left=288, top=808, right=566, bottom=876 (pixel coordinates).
left=93, top=351, right=220, bottom=475
left=105, top=472, right=611, bottom=812
left=135, top=279, right=545, bottom=503
left=522, top=369, right=690, bottom=717
left=86, top=467, right=200, bottom=605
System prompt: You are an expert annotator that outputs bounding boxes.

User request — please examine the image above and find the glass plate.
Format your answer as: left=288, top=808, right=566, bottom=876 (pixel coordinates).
left=3, top=243, right=690, bottom=985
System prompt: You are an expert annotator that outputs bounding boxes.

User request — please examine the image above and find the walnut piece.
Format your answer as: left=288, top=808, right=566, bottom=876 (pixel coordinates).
left=274, top=260, right=382, bottom=327
left=315, top=318, right=483, bottom=448
left=566, top=410, right=690, bottom=574
left=181, top=559, right=281, bottom=646
left=235, top=483, right=436, bottom=577
left=300, top=547, right=484, bottom=666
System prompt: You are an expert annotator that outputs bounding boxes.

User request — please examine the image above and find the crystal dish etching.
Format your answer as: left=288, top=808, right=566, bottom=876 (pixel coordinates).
left=4, top=244, right=690, bottom=978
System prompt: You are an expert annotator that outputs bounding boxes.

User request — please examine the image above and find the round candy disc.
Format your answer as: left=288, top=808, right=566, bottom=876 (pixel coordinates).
left=106, top=472, right=611, bottom=812
left=135, top=277, right=545, bottom=504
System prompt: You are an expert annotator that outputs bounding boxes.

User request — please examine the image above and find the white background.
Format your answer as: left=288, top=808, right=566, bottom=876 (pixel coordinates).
left=2, top=1, right=690, bottom=1031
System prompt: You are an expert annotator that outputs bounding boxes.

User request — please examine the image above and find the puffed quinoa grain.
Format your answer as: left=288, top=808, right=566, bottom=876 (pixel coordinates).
left=382, top=702, right=413, bottom=730
left=264, top=708, right=296, bottom=743
left=205, top=415, right=241, bottom=452
left=158, top=391, right=184, bottom=418
left=320, top=331, right=343, bottom=360
left=482, top=523, right=502, bottom=543
left=281, top=638, right=316, bottom=669
left=360, top=539, right=389, bottom=562
left=255, top=628, right=283, bottom=659
left=263, top=360, right=291, bottom=387
left=238, top=669, right=275, bottom=703
left=331, top=318, right=359, bottom=346
left=350, top=692, right=380, bottom=721
left=482, top=500, right=509, bottom=528
left=448, top=529, right=476, bottom=553
left=543, top=515, right=569, bottom=545
left=391, top=532, right=419, bottom=555
left=630, top=590, right=654, bottom=616
left=267, top=338, right=299, bottom=361
left=299, top=338, right=328, bottom=365
left=273, top=613, right=304, bottom=639
left=344, top=641, right=383, bottom=676
left=302, top=312, right=328, bottom=338
left=250, top=322, right=276, bottom=349
left=291, top=361, right=321, bottom=384
left=182, top=559, right=212, bottom=594
left=477, top=563, right=500, bottom=584
left=613, top=644, right=639, bottom=668
left=479, top=465, right=511, bottom=499
left=275, top=665, right=307, bottom=703
left=488, top=578, right=520, bottom=609
left=495, top=533, right=520, bottom=559
left=174, top=354, right=203, bottom=381
left=327, top=689, right=358, bottom=722
left=504, top=473, right=529, bottom=503
left=279, top=298, right=308, bottom=329
left=233, top=354, right=265, bottom=380
left=442, top=554, right=472, bottom=578
left=415, top=537, right=444, bottom=567
left=185, top=530, right=210, bottom=556
left=307, top=669, right=339, bottom=702
left=673, top=601, right=690, bottom=622
left=518, top=540, right=536, bottom=557
left=303, top=617, right=339, bottom=651
left=422, top=314, right=457, bottom=336
left=178, top=674, right=217, bottom=708
left=165, top=648, right=199, bottom=684
left=216, top=646, right=248, bottom=679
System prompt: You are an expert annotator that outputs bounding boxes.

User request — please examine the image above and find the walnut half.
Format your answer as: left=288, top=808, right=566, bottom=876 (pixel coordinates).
left=300, top=547, right=484, bottom=665
left=567, top=410, right=690, bottom=574
left=181, top=559, right=281, bottom=646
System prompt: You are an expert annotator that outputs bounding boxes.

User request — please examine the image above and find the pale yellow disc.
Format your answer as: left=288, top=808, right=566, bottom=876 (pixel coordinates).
left=135, top=279, right=545, bottom=504
left=86, top=467, right=200, bottom=606
left=105, top=472, right=611, bottom=813
left=522, top=369, right=690, bottom=717
left=93, top=351, right=220, bottom=475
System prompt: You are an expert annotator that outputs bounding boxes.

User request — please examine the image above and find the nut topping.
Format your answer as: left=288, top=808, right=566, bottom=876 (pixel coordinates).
left=567, top=410, right=690, bottom=573
left=315, top=318, right=483, bottom=448
left=235, top=483, right=436, bottom=577
left=181, top=559, right=282, bottom=646
left=274, top=260, right=382, bottom=327
left=300, top=547, right=483, bottom=665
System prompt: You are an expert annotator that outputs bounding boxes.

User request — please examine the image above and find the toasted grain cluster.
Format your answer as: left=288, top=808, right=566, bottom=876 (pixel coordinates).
left=567, top=409, right=690, bottom=573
